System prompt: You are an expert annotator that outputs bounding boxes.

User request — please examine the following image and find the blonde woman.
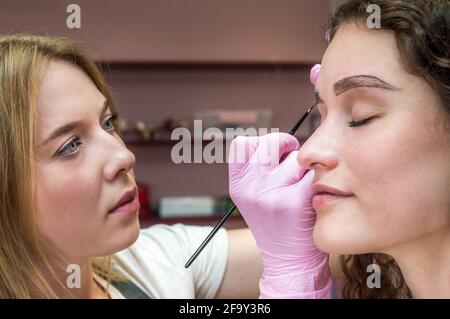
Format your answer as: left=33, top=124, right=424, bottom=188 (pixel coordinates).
left=0, top=35, right=263, bottom=298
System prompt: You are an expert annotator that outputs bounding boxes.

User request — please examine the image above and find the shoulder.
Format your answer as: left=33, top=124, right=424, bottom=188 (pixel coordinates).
left=134, top=223, right=228, bottom=259
left=112, top=224, right=228, bottom=298
left=116, top=223, right=227, bottom=272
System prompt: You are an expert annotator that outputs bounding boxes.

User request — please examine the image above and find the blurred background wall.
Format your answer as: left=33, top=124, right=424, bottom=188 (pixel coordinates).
left=1, top=0, right=333, bottom=214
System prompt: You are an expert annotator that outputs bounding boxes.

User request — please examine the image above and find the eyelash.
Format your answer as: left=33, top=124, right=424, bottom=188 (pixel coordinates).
left=346, top=116, right=376, bottom=127
left=103, top=113, right=118, bottom=131
left=54, top=114, right=118, bottom=158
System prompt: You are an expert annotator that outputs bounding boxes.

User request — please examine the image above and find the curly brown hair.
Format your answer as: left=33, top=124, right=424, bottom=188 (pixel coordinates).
left=327, top=0, right=450, bottom=298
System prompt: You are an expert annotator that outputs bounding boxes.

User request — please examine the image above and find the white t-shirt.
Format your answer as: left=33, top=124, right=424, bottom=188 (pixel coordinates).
left=94, top=223, right=229, bottom=299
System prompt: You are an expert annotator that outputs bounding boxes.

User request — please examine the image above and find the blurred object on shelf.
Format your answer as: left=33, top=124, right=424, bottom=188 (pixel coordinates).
left=232, top=207, right=241, bottom=217
left=215, top=195, right=240, bottom=217
left=195, top=109, right=273, bottom=139
left=117, top=118, right=128, bottom=135
left=159, top=196, right=215, bottom=218
left=135, top=121, right=156, bottom=141
left=136, top=181, right=152, bottom=220
left=119, top=116, right=192, bottom=144
left=162, top=117, right=190, bottom=133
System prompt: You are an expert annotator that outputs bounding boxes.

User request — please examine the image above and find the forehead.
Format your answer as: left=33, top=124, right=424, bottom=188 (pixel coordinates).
left=36, top=60, right=105, bottom=129
left=318, top=21, right=404, bottom=89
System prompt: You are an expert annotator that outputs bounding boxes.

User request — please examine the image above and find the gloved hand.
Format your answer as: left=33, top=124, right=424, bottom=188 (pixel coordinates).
left=228, top=64, right=331, bottom=299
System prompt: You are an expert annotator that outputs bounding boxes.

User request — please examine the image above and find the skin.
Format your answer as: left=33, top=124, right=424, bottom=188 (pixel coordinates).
left=35, top=60, right=140, bottom=298
left=34, top=60, right=262, bottom=298
left=297, top=22, right=450, bottom=297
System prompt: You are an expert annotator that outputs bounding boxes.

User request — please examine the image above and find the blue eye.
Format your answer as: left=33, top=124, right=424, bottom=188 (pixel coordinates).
left=103, top=114, right=118, bottom=132
left=347, top=116, right=376, bottom=127
left=54, top=114, right=118, bottom=159
left=55, top=136, right=81, bottom=157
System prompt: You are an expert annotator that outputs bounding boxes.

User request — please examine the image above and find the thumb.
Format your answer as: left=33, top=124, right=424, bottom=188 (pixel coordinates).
left=249, top=133, right=300, bottom=174
left=269, top=151, right=308, bottom=185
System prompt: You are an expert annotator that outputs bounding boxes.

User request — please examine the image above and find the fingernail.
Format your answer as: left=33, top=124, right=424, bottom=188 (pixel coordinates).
left=310, top=64, right=321, bottom=85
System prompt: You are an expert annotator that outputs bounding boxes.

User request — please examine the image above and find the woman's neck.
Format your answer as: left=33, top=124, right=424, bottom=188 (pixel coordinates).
left=385, top=229, right=450, bottom=298
left=32, top=257, right=109, bottom=299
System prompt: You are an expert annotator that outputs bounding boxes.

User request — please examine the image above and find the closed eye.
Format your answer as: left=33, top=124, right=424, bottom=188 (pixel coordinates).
left=347, top=116, right=377, bottom=127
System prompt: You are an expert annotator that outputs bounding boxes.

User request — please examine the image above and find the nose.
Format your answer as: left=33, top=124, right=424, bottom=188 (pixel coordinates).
left=297, top=126, right=338, bottom=171
left=103, top=135, right=136, bottom=182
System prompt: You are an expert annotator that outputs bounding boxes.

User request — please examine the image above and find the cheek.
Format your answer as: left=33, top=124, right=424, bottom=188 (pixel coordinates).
left=35, top=163, right=102, bottom=251
left=36, top=165, right=101, bottom=216
left=346, top=114, right=450, bottom=246
left=314, top=112, right=450, bottom=254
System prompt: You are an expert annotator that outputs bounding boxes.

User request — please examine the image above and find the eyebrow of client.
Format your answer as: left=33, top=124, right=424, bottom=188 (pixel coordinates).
left=315, top=74, right=401, bottom=103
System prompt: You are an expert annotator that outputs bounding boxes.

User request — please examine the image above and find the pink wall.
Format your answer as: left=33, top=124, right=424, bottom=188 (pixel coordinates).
left=1, top=0, right=332, bottom=211
left=0, top=0, right=330, bottom=63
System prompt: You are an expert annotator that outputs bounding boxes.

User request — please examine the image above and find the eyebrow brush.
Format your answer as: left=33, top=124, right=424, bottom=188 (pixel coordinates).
left=185, top=101, right=317, bottom=268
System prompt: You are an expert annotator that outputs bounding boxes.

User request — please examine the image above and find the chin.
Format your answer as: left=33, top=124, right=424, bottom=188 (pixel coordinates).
left=116, top=218, right=141, bottom=251
left=121, top=222, right=141, bottom=249
left=100, top=217, right=141, bottom=255
left=313, top=218, right=375, bottom=256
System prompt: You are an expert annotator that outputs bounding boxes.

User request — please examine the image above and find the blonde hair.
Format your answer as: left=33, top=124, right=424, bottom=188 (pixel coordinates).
left=0, top=34, right=122, bottom=298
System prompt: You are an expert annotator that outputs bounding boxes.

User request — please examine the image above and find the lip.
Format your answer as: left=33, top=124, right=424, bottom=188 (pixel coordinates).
left=108, top=187, right=140, bottom=215
left=312, top=183, right=354, bottom=209
left=312, top=184, right=353, bottom=196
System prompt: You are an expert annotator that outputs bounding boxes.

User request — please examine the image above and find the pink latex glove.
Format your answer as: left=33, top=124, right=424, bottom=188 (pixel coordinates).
left=228, top=65, right=331, bottom=299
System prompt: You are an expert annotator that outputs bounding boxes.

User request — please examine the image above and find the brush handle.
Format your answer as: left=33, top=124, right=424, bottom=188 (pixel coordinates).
left=184, top=203, right=236, bottom=268
left=185, top=102, right=317, bottom=268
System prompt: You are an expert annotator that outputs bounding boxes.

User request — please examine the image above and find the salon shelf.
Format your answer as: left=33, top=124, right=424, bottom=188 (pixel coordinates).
left=125, top=135, right=308, bottom=147
left=139, top=215, right=247, bottom=230
left=125, top=138, right=227, bottom=147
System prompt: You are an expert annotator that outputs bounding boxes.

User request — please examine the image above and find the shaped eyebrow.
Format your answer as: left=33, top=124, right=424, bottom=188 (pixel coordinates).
left=333, top=74, right=399, bottom=96
left=314, top=74, right=400, bottom=105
